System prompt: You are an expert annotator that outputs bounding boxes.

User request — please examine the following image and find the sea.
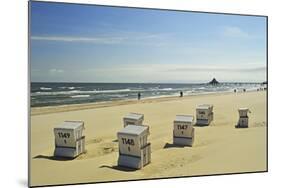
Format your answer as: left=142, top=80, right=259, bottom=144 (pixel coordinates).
left=30, top=82, right=263, bottom=107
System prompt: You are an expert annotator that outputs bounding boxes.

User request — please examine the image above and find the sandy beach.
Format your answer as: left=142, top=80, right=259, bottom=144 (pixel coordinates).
left=29, top=91, right=267, bottom=187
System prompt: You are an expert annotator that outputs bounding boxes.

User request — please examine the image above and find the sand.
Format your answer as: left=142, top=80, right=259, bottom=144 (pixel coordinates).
left=29, top=91, right=267, bottom=187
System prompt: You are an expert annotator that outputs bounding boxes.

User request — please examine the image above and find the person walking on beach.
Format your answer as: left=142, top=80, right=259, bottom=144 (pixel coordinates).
left=180, top=91, right=183, bottom=97
left=137, top=92, right=141, bottom=100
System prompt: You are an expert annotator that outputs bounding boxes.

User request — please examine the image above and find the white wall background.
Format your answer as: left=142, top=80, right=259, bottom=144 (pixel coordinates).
left=0, top=0, right=279, bottom=187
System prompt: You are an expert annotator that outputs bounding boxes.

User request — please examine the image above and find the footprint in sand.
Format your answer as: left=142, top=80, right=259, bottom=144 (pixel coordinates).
left=195, top=139, right=216, bottom=147
left=86, top=138, right=102, bottom=144
left=252, top=121, right=266, bottom=127
left=101, top=143, right=118, bottom=154
left=77, top=142, right=118, bottom=160
left=187, top=155, right=202, bottom=163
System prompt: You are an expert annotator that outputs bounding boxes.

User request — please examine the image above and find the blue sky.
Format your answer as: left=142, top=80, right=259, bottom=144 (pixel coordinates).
left=30, top=1, right=267, bottom=83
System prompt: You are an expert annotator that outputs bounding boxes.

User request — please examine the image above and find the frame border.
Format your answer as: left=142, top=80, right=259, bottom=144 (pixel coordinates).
left=28, top=1, right=268, bottom=187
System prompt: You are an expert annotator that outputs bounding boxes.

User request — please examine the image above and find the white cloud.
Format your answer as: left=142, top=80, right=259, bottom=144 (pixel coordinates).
left=80, top=63, right=266, bottom=83
left=99, top=63, right=265, bottom=73
left=167, top=66, right=266, bottom=72
left=222, top=26, right=249, bottom=38
left=31, top=63, right=266, bottom=83
left=49, top=69, right=64, bottom=74
left=31, top=32, right=171, bottom=46
left=31, top=36, right=125, bottom=44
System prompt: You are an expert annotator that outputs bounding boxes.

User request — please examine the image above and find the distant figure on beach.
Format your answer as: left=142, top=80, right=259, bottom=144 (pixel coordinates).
left=243, top=89, right=246, bottom=92
left=234, top=89, right=236, bottom=93
left=137, top=92, right=141, bottom=100
left=180, top=91, right=183, bottom=97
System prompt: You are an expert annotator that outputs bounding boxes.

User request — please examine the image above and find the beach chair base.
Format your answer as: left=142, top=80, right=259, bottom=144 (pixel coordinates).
left=54, top=137, right=85, bottom=158
left=196, top=119, right=211, bottom=126
left=118, top=155, right=142, bottom=169
left=236, top=117, right=249, bottom=128
left=173, top=136, right=194, bottom=147
left=118, top=144, right=151, bottom=169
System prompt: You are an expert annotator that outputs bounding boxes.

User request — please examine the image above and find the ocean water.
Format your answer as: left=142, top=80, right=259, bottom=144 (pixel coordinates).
left=30, top=82, right=263, bottom=107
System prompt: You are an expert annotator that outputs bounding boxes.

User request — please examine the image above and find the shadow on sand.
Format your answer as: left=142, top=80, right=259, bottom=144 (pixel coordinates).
left=163, top=143, right=186, bottom=149
left=99, top=165, right=137, bottom=172
left=33, top=155, right=74, bottom=161
left=235, top=125, right=249, bottom=129
left=193, top=124, right=209, bottom=127
left=112, top=139, right=118, bottom=142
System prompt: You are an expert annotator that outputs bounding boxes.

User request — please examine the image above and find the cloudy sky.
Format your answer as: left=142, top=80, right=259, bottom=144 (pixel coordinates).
left=30, top=2, right=267, bottom=83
